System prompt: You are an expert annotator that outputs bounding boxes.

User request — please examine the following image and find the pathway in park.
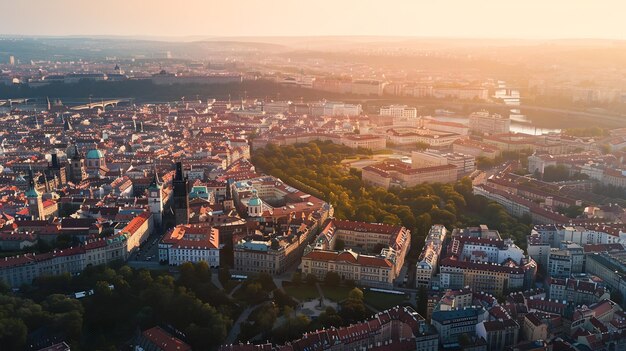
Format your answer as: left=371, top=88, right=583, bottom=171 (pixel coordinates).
left=224, top=301, right=268, bottom=345
left=211, top=273, right=224, bottom=290
left=228, top=282, right=242, bottom=298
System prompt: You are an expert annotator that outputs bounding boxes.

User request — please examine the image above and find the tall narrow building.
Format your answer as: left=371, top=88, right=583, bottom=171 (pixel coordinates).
left=172, top=162, right=190, bottom=225
left=63, top=116, right=73, bottom=131
left=67, top=144, right=86, bottom=183
left=223, top=178, right=234, bottom=211
left=148, top=170, right=163, bottom=228
left=26, top=169, right=43, bottom=220
left=47, top=153, right=67, bottom=185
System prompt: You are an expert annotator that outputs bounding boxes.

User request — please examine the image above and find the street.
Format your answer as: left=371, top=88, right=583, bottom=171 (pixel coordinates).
left=127, top=231, right=164, bottom=265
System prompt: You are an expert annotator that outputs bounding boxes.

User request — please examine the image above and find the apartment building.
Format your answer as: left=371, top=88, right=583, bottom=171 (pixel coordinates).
left=476, top=319, right=520, bottom=351
left=431, top=306, right=488, bottom=346
left=415, top=225, right=447, bottom=288
left=301, top=219, right=411, bottom=288
left=585, top=252, right=626, bottom=305
left=533, top=224, right=625, bottom=248
left=439, top=256, right=537, bottom=296
left=0, top=237, right=127, bottom=287
left=547, top=243, right=584, bottom=278
left=469, top=111, right=511, bottom=135
left=548, top=277, right=610, bottom=305
left=159, top=224, right=220, bottom=267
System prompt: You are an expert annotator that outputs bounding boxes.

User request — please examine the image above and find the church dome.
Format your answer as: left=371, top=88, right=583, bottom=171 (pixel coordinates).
left=248, top=196, right=262, bottom=207
left=86, top=149, right=104, bottom=159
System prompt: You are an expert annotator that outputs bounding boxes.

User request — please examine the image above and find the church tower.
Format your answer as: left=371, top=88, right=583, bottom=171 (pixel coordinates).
left=148, top=170, right=163, bottom=228
left=26, top=169, right=43, bottom=220
left=63, top=115, right=73, bottom=131
left=172, top=162, right=190, bottom=225
left=48, top=153, right=67, bottom=185
left=223, top=178, right=234, bottom=211
left=67, top=144, right=86, bottom=183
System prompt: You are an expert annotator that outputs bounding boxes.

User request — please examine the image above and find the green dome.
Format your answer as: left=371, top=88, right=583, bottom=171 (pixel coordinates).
left=248, top=196, right=262, bottom=207
left=86, top=149, right=104, bottom=159
left=25, top=187, right=40, bottom=198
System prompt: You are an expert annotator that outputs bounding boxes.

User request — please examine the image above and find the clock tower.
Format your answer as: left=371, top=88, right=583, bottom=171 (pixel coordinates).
left=26, top=169, right=44, bottom=220
left=223, top=178, right=234, bottom=211
left=147, top=170, right=163, bottom=228
left=172, top=162, right=190, bottom=225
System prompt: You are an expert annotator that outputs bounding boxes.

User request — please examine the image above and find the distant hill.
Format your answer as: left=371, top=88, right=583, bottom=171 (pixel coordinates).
left=0, top=37, right=287, bottom=62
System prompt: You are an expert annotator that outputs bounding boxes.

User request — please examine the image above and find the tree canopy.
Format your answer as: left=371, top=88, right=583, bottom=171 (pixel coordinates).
left=0, top=263, right=235, bottom=350
left=253, top=141, right=531, bottom=252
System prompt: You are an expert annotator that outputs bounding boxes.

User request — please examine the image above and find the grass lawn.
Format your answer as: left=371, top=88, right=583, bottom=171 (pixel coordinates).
left=283, top=285, right=320, bottom=301
left=320, top=286, right=353, bottom=302
left=364, top=290, right=409, bottom=311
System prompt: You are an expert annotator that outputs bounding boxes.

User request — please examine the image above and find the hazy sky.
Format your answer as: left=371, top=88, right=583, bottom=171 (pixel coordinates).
left=1, top=0, right=625, bottom=39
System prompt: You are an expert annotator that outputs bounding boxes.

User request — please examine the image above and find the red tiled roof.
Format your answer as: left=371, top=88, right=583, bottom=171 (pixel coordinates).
left=122, top=212, right=151, bottom=236
left=142, top=326, right=191, bottom=351
left=162, top=224, right=219, bottom=249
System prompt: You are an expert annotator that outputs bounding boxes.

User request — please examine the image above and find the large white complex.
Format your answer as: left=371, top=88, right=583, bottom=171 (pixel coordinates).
left=379, top=105, right=418, bottom=118
left=411, top=150, right=476, bottom=176
left=532, top=224, right=626, bottom=248
left=469, top=110, right=511, bottom=135
left=310, top=101, right=362, bottom=117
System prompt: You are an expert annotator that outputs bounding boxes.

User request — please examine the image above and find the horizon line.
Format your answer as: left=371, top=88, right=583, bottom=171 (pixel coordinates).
left=1, top=34, right=625, bottom=42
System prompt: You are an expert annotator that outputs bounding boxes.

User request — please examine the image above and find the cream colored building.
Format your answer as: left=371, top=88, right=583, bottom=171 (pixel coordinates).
left=120, top=212, right=153, bottom=253
left=379, top=105, right=418, bottom=118
left=415, top=225, right=447, bottom=288
left=469, top=111, right=510, bottom=134
left=362, top=160, right=457, bottom=189
left=301, top=220, right=411, bottom=287
left=0, top=237, right=127, bottom=288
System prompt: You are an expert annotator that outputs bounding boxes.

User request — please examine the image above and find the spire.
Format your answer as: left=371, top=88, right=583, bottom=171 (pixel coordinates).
left=25, top=168, right=40, bottom=198
left=149, top=167, right=161, bottom=190
left=71, top=143, right=81, bottom=160
left=63, top=115, right=73, bottom=131
left=50, top=153, right=59, bottom=169
left=225, top=178, right=233, bottom=200
left=175, top=161, right=184, bottom=181
left=28, top=168, right=35, bottom=190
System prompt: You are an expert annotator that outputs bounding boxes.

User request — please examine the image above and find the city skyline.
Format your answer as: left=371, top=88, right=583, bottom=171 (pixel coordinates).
left=1, top=0, right=626, bottom=40
left=1, top=2, right=626, bottom=350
